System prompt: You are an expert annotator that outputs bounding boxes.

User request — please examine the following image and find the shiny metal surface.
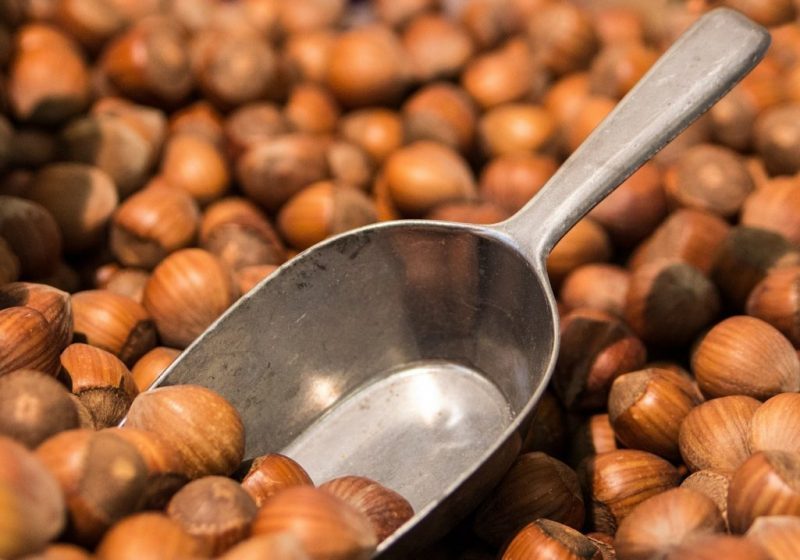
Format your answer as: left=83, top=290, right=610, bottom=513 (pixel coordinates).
left=147, top=9, right=769, bottom=558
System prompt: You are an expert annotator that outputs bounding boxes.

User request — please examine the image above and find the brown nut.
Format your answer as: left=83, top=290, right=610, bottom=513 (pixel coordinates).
left=747, top=266, right=800, bottom=346
left=218, top=534, right=310, bottom=560
left=580, top=449, right=680, bottom=534
left=103, top=268, right=149, bottom=303
left=71, top=289, right=157, bottom=366
left=320, top=476, right=414, bottom=543
left=26, top=163, right=118, bottom=253
left=110, top=180, right=200, bottom=269
left=750, top=393, right=800, bottom=456
left=8, top=24, right=90, bottom=124
left=277, top=0, right=346, bottom=34
left=402, top=14, right=475, bottom=82
left=91, top=96, right=167, bottom=158
left=167, top=476, right=257, bottom=555
left=339, top=108, right=404, bottom=165
left=0, top=238, right=19, bottom=286
left=569, top=413, right=618, bottom=468
left=501, top=519, right=600, bottom=560
left=526, top=3, right=598, bottom=76
left=609, top=368, right=703, bottom=462
left=236, top=265, right=278, bottom=295
left=54, top=0, right=127, bottom=52
left=0, top=306, right=60, bottom=378
left=712, top=226, right=800, bottom=308
left=168, top=100, right=225, bottom=148
left=662, top=534, right=770, bottom=560
left=692, top=316, right=800, bottom=400
left=473, top=452, right=584, bottom=546
left=326, top=140, right=374, bottom=193
left=223, top=102, right=287, bottom=160
left=425, top=200, right=509, bottom=224
left=0, top=282, right=72, bottom=351
left=0, top=195, right=62, bottom=279
left=402, top=82, right=477, bottom=153
left=252, top=486, right=378, bottom=560
left=241, top=453, right=313, bottom=507
left=746, top=515, right=800, bottom=560
left=754, top=103, right=800, bottom=176
left=284, top=30, right=335, bottom=85
left=0, top=369, right=78, bottom=448
left=664, top=144, right=754, bottom=218
left=326, top=24, right=410, bottom=108
left=593, top=6, right=644, bottom=45
left=614, top=488, right=725, bottom=560
left=382, top=141, right=476, bottom=217
left=36, top=429, right=148, bottom=545
left=560, top=264, right=629, bottom=317
left=552, top=308, right=647, bottom=411
left=547, top=218, right=612, bottom=286
left=478, top=103, right=556, bottom=157
left=95, top=512, right=207, bottom=560
left=479, top=153, right=557, bottom=214
left=160, top=134, right=230, bottom=206
left=0, top=436, right=66, bottom=559
left=679, top=395, right=761, bottom=473
left=130, top=346, right=180, bottom=392
left=284, top=83, right=340, bottom=136
left=563, top=96, right=616, bottom=155
left=728, top=451, right=800, bottom=533
left=21, top=543, right=94, bottom=560
left=60, top=343, right=138, bottom=429
left=681, top=470, right=732, bottom=527
left=125, top=384, right=245, bottom=479
left=277, top=181, right=377, bottom=251
left=374, top=0, right=436, bottom=27
left=589, top=42, right=657, bottom=99
left=544, top=72, right=591, bottom=130
left=142, top=248, right=237, bottom=349
left=741, top=177, right=800, bottom=246
left=624, top=258, right=720, bottom=348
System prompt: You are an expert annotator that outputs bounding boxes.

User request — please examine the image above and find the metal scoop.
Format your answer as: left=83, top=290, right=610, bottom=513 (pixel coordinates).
left=151, top=9, right=768, bottom=558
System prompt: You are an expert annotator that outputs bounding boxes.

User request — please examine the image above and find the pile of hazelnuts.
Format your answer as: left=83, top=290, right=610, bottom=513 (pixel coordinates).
left=3, top=0, right=800, bottom=558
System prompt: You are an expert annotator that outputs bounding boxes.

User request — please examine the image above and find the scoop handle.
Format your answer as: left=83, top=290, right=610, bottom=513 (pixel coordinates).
left=498, top=8, right=769, bottom=259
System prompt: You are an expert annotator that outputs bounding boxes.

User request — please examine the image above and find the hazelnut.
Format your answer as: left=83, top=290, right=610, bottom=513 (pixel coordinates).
left=526, top=3, right=598, bottom=76
left=728, top=451, right=800, bottom=533
left=609, top=368, right=703, bottom=461
left=36, top=429, right=148, bottom=545
left=473, top=452, right=584, bottom=546
left=110, top=180, right=200, bottom=269
left=553, top=308, right=646, bottom=411
left=167, top=476, right=257, bottom=555
left=236, top=265, right=278, bottom=294
left=320, top=476, right=414, bottom=543
left=0, top=195, right=62, bottom=279
left=624, top=258, right=720, bottom=348
left=241, top=453, right=313, bottom=507
left=544, top=72, right=591, bottom=130
left=284, top=83, right=340, bottom=135
left=60, top=343, right=139, bottom=429
left=95, top=512, right=207, bottom=560
left=746, top=515, right=800, bottom=560
left=142, top=248, right=237, bottom=348
left=629, top=209, right=729, bottom=275
left=339, top=108, right=404, bottom=165
left=382, top=141, right=476, bottom=217
left=284, top=30, right=335, bottom=85
left=716, top=0, right=796, bottom=27
left=580, top=449, right=680, bottom=533
left=426, top=200, right=509, bottom=224
left=0, top=306, right=60, bottom=378
left=160, top=134, right=230, bottom=206
left=104, top=268, right=149, bottom=303
left=678, top=395, right=761, bottom=473
left=547, top=218, right=612, bottom=287
left=374, top=0, right=436, bottom=27
left=747, top=266, right=800, bottom=346
left=22, top=543, right=94, bottom=560
left=26, top=163, right=118, bottom=253
left=712, top=226, right=800, bottom=308
left=0, top=436, right=65, bottom=559
left=588, top=162, right=667, bottom=248
left=0, top=369, right=78, bottom=448
left=236, top=133, right=330, bottom=212
left=54, top=0, right=126, bottom=52
left=69, top=394, right=96, bottom=430
left=478, top=103, right=556, bottom=157
left=277, top=0, right=345, bottom=34
left=459, top=0, right=507, bottom=49
left=521, top=391, right=566, bottom=457
left=479, top=153, right=557, bottom=214
left=326, top=24, right=410, bottom=108
left=614, top=488, right=725, bottom=560
left=125, top=384, right=245, bottom=479
left=100, top=17, right=192, bottom=106
left=251, top=486, right=378, bottom=560
left=91, top=96, right=167, bottom=157
left=589, top=42, right=657, bottom=99
left=681, top=470, right=732, bottom=527
left=501, top=519, right=600, bottom=560
left=593, top=6, right=644, bottom=46
left=402, top=82, right=477, bottom=153
left=8, top=24, right=90, bottom=124
left=9, top=127, right=58, bottom=169
left=569, top=413, right=618, bottom=468
left=108, top=426, right=188, bottom=509
left=741, top=177, right=800, bottom=245
left=59, top=113, right=157, bottom=198
left=326, top=140, right=374, bottom=192
left=403, top=14, right=474, bottom=82
left=692, top=316, right=800, bottom=400
left=278, top=181, right=377, bottom=251
left=218, top=534, right=310, bottom=560
left=461, top=38, right=543, bottom=109
left=0, top=238, right=19, bottom=285
left=560, top=263, right=629, bottom=317
left=130, top=346, right=180, bottom=392
left=223, top=102, right=287, bottom=160
left=563, top=96, right=616, bottom=154
left=168, top=101, right=225, bottom=148
left=71, top=289, right=157, bottom=366
left=662, top=534, right=769, bottom=560
left=0, top=282, right=73, bottom=351
left=750, top=393, right=800, bottom=455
